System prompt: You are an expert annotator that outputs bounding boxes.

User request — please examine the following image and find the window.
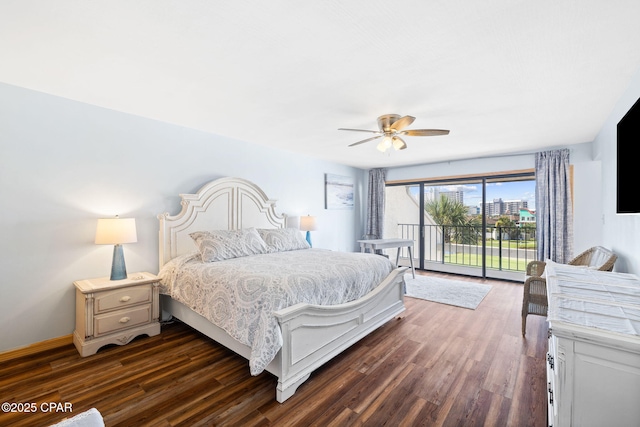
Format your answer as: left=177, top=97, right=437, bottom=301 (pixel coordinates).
left=384, top=171, right=535, bottom=280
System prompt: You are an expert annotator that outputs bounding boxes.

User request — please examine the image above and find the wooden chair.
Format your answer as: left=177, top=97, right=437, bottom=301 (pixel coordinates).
left=521, top=246, right=617, bottom=336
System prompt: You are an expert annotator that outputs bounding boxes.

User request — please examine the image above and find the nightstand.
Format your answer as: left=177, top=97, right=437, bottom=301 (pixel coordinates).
left=73, top=272, right=160, bottom=357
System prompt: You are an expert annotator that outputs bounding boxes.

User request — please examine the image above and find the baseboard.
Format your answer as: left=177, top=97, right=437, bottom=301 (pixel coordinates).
left=0, top=334, right=73, bottom=363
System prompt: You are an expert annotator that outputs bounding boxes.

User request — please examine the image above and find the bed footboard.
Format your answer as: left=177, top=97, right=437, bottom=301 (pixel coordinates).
left=161, top=267, right=407, bottom=403
left=273, top=266, right=407, bottom=402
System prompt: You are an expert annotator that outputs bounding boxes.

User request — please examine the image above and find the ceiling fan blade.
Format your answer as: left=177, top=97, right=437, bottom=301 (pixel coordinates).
left=389, top=115, right=416, bottom=131
left=338, top=128, right=381, bottom=134
left=348, top=135, right=383, bottom=147
left=400, top=129, right=450, bottom=137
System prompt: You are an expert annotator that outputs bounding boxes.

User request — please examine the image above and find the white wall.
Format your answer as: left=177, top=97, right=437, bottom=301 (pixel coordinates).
left=570, top=145, right=603, bottom=253
left=387, top=154, right=532, bottom=183
left=593, top=67, right=640, bottom=274
left=0, top=83, right=366, bottom=353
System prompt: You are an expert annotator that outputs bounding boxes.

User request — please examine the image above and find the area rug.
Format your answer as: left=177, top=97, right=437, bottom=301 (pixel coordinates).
left=404, top=274, right=492, bottom=310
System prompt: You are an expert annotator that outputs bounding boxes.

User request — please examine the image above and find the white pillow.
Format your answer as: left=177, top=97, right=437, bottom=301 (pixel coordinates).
left=258, top=228, right=310, bottom=252
left=190, top=228, right=268, bottom=262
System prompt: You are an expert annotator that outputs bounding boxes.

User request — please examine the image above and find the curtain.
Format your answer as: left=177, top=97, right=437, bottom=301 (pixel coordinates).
left=535, top=149, right=573, bottom=263
left=365, top=168, right=386, bottom=240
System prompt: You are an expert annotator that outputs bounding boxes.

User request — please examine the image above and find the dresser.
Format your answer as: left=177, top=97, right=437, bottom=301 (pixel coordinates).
left=544, top=261, right=640, bottom=427
left=73, top=272, right=160, bottom=357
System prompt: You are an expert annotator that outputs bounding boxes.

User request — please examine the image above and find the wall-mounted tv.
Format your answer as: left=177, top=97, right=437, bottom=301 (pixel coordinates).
left=617, top=96, right=640, bottom=214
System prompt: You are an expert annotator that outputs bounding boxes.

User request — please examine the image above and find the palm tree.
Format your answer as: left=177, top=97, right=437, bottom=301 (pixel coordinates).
left=425, top=195, right=477, bottom=243
left=426, top=195, right=468, bottom=225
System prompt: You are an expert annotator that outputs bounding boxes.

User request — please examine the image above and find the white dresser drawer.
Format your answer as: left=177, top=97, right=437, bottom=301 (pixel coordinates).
left=94, top=286, right=152, bottom=313
left=94, top=304, right=152, bottom=336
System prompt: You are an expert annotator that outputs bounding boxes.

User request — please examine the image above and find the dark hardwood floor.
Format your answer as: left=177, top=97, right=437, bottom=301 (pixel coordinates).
left=0, top=271, right=549, bottom=426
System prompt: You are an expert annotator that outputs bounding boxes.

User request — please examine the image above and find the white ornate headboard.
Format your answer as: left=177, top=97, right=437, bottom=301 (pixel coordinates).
left=158, top=177, right=286, bottom=266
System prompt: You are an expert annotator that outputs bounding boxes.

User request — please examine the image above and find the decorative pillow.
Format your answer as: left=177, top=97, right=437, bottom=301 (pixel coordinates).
left=190, top=228, right=268, bottom=262
left=258, top=228, right=310, bottom=252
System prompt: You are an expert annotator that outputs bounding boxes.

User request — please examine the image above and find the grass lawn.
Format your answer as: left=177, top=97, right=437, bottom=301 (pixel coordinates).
left=444, top=253, right=529, bottom=271
left=484, top=239, right=536, bottom=250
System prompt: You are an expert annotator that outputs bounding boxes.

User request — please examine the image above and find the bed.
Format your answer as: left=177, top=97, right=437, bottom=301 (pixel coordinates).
left=157, top=177, right=407, bottom=402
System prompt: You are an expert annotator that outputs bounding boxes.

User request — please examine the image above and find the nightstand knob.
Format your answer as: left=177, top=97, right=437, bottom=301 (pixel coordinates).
left=119, top=317, right=131, bottom=324
left=119, top=296, right=131, bottom=302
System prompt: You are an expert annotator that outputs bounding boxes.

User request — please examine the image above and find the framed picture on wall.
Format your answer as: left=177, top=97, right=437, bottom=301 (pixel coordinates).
left=325, top=173, right=354, bottom=210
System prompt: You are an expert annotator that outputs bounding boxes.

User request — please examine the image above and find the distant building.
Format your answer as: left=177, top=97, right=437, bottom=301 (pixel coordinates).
left=505, top=199, right=528, bottom=215
left=466, top=205, right=480, bottom=215
left=483, top=198, right=504, bottom=216
left=425, top=187, right=464, bottom=205
left=519, top=208, right=536, bottom=223
left=483, top=198, right=529, bottom=217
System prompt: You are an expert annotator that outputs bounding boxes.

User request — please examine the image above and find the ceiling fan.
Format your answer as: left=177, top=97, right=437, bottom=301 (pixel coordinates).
left=339, top=114, right=449, bottom=152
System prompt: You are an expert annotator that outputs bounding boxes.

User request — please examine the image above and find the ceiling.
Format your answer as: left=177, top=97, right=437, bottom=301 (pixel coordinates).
left=2, top=1, right=640, bottom=169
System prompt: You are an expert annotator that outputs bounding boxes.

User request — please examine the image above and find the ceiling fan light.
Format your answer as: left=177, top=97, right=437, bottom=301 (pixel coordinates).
left=377, top=136, right=393, bottom=152
left=392, top=137, right=407, bottom=150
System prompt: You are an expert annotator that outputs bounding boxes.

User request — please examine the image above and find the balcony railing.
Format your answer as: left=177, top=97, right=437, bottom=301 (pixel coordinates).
left=396, top=223, right=537, bottom=272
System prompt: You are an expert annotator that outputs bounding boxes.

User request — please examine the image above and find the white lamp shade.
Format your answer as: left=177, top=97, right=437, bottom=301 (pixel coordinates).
left=299, top=215, right=317, bottom=231
left=95, top=217, right=137, bottom=245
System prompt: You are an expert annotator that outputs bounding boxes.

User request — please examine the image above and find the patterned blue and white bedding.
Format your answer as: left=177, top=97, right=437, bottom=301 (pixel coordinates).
left=157, top=248, right=394, bottom=375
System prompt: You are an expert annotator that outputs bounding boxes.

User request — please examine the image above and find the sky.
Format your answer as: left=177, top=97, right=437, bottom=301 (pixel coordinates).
left=411, top=179, right=537, bottom=210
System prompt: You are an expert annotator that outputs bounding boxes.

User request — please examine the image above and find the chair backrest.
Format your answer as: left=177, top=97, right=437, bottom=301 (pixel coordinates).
left=568, top=246, right=617, bottom=271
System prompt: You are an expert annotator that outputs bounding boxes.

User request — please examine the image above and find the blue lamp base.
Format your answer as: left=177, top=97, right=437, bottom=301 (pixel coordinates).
left=305, top=231, right=312, bottom=248
left=110, top=244, right=128, bottom=280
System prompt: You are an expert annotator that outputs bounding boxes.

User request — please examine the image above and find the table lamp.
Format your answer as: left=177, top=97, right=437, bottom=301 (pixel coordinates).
left=299, top=215, right=317, bottom=247
left=95, top=216, right=137, bottom=280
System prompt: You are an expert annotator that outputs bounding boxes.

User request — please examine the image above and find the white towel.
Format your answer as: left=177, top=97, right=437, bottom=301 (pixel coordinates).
left=48, top=408, right=104, bottom=427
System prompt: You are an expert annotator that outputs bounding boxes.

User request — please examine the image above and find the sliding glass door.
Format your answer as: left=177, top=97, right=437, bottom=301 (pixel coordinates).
left=383, top=173, right=536, bottom=280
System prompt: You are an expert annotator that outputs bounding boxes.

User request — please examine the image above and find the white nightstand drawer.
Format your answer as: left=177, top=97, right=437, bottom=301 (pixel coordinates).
left=94, top=304, right=152, bottom=336
left=74, top=273, right=160, bottom=357
left=94, top=286, right=152, bottom=313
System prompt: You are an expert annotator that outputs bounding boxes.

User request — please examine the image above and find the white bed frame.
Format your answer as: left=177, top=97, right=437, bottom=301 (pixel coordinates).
left=158, top=177, right=407, bottom=402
